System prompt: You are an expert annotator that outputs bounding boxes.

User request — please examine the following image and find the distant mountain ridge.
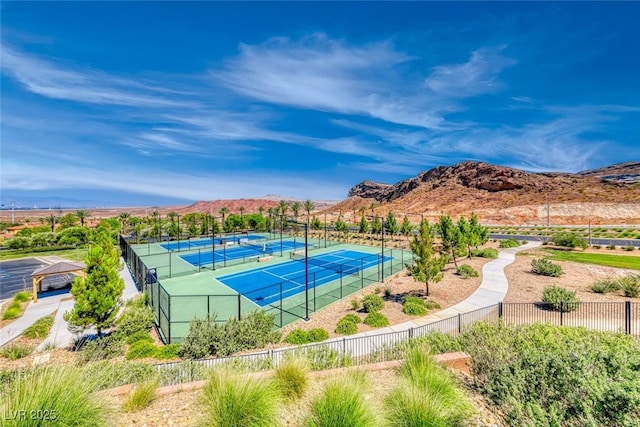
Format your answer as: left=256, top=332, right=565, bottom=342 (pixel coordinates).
left=336, top=161, right=640, bottom=224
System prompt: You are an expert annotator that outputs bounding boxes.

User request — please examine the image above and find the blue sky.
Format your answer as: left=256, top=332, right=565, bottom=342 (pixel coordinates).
left=1, top=2, right=639, bottom=207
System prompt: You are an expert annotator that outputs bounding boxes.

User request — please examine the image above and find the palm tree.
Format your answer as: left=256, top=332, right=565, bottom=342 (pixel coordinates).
left=119, top=212, right=131, bottom=234
left=291, top=201, right=301, bottom=222
left=219, top=207, right=229, bottom=234
left=267, top=207, right=274, bottom=233
left=45, top=214, right=59, bottom=232
left=76, top=210, right=91, bottom=227
left=304, top=199, right=315, bottom=221
left=239, top=206, right=245, bottom=219
left=277, top=200, right=289, bottom=230
left=369, top=202, right=377, bottom=217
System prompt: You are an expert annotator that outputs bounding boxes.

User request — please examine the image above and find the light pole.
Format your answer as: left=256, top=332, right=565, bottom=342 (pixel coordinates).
left=177, top=214, right=181, bottom=251
left=324, top=212, right=327, bottom=248
left=290, top=219, right=310, bottom=320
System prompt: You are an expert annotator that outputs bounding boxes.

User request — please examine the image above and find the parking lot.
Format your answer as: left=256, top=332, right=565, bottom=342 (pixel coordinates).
left=0, top=258, right=73, bottom=300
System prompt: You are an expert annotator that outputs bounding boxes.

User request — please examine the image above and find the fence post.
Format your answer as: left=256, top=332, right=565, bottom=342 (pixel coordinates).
left=343, top=337, right=346, bottom=355
left=498, top=302, right=503, bottom=319
left=409, top=327, right=413, bottom=339
left=280, top=282, right=283, bottom=328
left=625, top=301, right=631, bottom=335
left=560, top=302, right=564, bottom=326
left=167, top=295, right=171, bottom=344
left=238, top=294, right=241, bottom=320
left=458, top=313, right=462, bottom=334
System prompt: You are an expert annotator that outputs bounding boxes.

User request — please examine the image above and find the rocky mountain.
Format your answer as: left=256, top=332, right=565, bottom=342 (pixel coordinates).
left=336, top=161, right=640, bottom=225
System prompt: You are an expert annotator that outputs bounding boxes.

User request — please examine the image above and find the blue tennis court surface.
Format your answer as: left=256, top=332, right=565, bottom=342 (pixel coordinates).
left=179, top=239, right=312, bottom=266
left=161, top=234, right=263, bottom=251
left=218, top=250, right=392, bottom=306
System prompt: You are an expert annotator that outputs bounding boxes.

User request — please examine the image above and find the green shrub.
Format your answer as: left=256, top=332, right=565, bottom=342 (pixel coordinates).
left=551, top=232, right=588, bottom=249
left=179, top=311, right=280, bottom=359
left=607, top=243, right=616, bottom=250
left=531, top=258, right=563, bottom=277
left=126, top=340, right=157, bottom=360
left=2, top=300, right=22, bottom=320
left=364, top=312, right=389, bottom=327
left=402, top=296, right=427, bottom=316
left=387, top=344, right=474, bottom=426
left=456, top=264, right=479, bottom=278
left=285, top=329, right=310, bottom=345
left=0, top=367, right=111, bottom=426
left=362, top=294, right=384, bottom=313
left=590, top=278, right=621, bottom=294
left=424, top=299, right=441, bottom=310
left=499, top=239, right=520, bottom=248
left=342, top=313, right=362, bottom=324
left=115, top=303, right=154, bottom=338
left=124, top=330, right=154, bottom=345
left=154, top=344, right=180, bottom=359
left=351, top=298, right=360, bottom=310
left=541, top=286, right=579, bottom=312
left=306, top=374, right=377, bottom=427
left=22, top=315, right=55, bottom=339
left=593, top=244, right=602, bottom=249
left=201, top=370, right=280, bottom=427
left=1, top=344, right=33, bottom=360
left=301, top=346, right=353, bottom=370
left=459, top=323, right=640, bottom=426
left=619, top=275, right=640, bottom=298
left=13, top=291, right=32, bottom=303
left=307, top=328, right=329, bottom=342
left=76, top=335, right=125, bottom=363
left=415, top=332, right=463, bottom=354
left=274, top=357, right=308, bottom=400
left=335, top=319, right=358, bottom=335
left=471, top=248, right=498, bottom=258
left=623, top=245, right=635, bottom=251
left=122, top=378, right=158, bottom=412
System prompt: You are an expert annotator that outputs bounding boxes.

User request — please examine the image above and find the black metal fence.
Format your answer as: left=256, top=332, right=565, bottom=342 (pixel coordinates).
left=152, top=301, right=640, bottom=386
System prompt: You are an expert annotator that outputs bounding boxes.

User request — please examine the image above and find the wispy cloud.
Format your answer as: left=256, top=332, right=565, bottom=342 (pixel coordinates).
left=1, top=44, right=194, bottom=108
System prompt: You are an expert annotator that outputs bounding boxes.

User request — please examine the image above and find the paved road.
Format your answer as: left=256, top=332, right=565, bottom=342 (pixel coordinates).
left=489, top=234, right=640, bottom=248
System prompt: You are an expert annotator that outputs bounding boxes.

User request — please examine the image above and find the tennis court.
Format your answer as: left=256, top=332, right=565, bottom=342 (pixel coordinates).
left=217, top=249, right=392, bottom=307
left=160, top=234, right=263, bottom=252
left=179, top=239, right=312, bottom=267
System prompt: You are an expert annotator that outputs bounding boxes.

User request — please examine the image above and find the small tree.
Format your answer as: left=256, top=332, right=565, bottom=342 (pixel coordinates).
left=311, top=216, right=322, bottom=230
left=359, top=215, right=369, bottom=234
left=75, top=210, right=91, bottom=227
left=64, top=233, right=125, bottom=337
left=408, top=220, right=446, bottom=296
left=468, top=212, right=488, bottom=255
left=371, top=216, right=382, bottom=235
left=400, top=216, right=413, bottom=237
left=385, top=211, right=400, bottom=237
left=438, top=214, right=464, bottom=267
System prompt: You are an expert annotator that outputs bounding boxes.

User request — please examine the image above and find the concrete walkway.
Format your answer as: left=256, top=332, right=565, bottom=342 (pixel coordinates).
left=0, top=257, right=140, bottom=349
left=325, top=241, right=541, bottom=344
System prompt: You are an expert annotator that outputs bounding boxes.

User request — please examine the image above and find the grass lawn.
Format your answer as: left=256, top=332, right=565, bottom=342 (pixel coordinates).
left=0, top=247, right=88, bottom=261
left=544, top=249, right=640, bottom=270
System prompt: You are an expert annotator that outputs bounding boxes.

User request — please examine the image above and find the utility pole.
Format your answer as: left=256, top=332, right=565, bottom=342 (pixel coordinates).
left=546, top=193, right=550, bottom=227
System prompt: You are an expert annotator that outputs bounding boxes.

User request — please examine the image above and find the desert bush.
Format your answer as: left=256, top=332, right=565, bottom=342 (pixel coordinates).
left=154, top=344, right=180, bottom=359
left=623, top=245, right=635, bottom=251
left=22, top=315, right=54, bottom=339
left=402, top=296, right=427, bottom=316
left=2, top=300, right=22, bottom=320
left=201, top=370, right=279, bottom=427
left=335, top=318, right=358, bottom=335
left=362, top=294, right=384, bottom=313
left=619, top=275, right=640, bottom=298
left=456, top=264, right=479, bottom=278
left=531, top=258, right=563, bottom=277
left=115, top=302, right=154, bottom=338
left=425, top=299, right=441, bottom=310
left=307, top=328, right=329, bottom=342
left=386, top=344, right=474, bottom=427
left=471, top=248, right=498, bottom=258
left=179, top=311, right=280, bottom=359
left=1, top=344, right=33, bottom=360
left=306, top=374, right=377, bottom=427
left=124, top=330, right=154, bottom=345
left=13, top=291, right=31, bottom=303
left=590, top=278, right=621, bottom=294
left=351, top=298, right=360, bottom=310
left=414, top=332, right=463, bottom=354
left=364, top=312, right=389, bottom=327
left=274, top=357, right=308, bottom=400
left=607, top=243, right=616, bottom=250
left=342, top=313, right=362, bottom=324
left=459, top=322, right=640, bottom=426
left=499, top=239, right=520, bottom=248
left=122, top=378, right=159, bottom=412
left=541, top=286, right=579, bottom=312
left=76, top=335, right=125, bottom=363
left=592, top=244, right=602, bottom=249
left=285, top=329, right=309, bottom=345
left=0, top=367, right=111, bottom=426
left=126, top=341, right=157, bottom=360
left=551, top=232, right=588, bottom=249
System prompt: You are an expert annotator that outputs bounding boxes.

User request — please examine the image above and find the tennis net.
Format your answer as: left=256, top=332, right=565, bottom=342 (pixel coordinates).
left=241, top=240, right=274, bottom=255
left=290, top=253, right=360, bottom=275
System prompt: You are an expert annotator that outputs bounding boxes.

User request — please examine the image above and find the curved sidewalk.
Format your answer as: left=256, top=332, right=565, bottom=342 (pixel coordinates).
left=334, top=241, right=540, bottom=339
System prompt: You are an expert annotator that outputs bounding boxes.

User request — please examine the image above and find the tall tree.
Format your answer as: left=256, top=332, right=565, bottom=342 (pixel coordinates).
left=371, top=216, right=383, bottom=235
left=64, top=233, right=125, bottom=337
left=59, top=213, right=80, bottom=229
left=291, top=201, right=301, bottom=221
left=438, top=214, right=464, bottom=267
left=218, top=207, right=229, bottom=233
left=359, top=215, right=369, bottom=234
left=277, top=200, right=289, bottom=229
left=400, top=215, right=413, bottom=237
left=118, top=212, right=131, bottom=234
left=267, top=207, right=274, bottom=232
left=469, top=212, right=488, bottom=255
left=258, top=206, right=265, bottom=218
left=407, top=219, right=446, bottom=296
left=369, top=202, right=377, bottom=217
left=45, top=214, right=59, bottom=233
left=304, top=200, right=315, bottom=224
left=75, top=210, right=91, bottom=227
left=385, top=211, right=400, bottom=236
